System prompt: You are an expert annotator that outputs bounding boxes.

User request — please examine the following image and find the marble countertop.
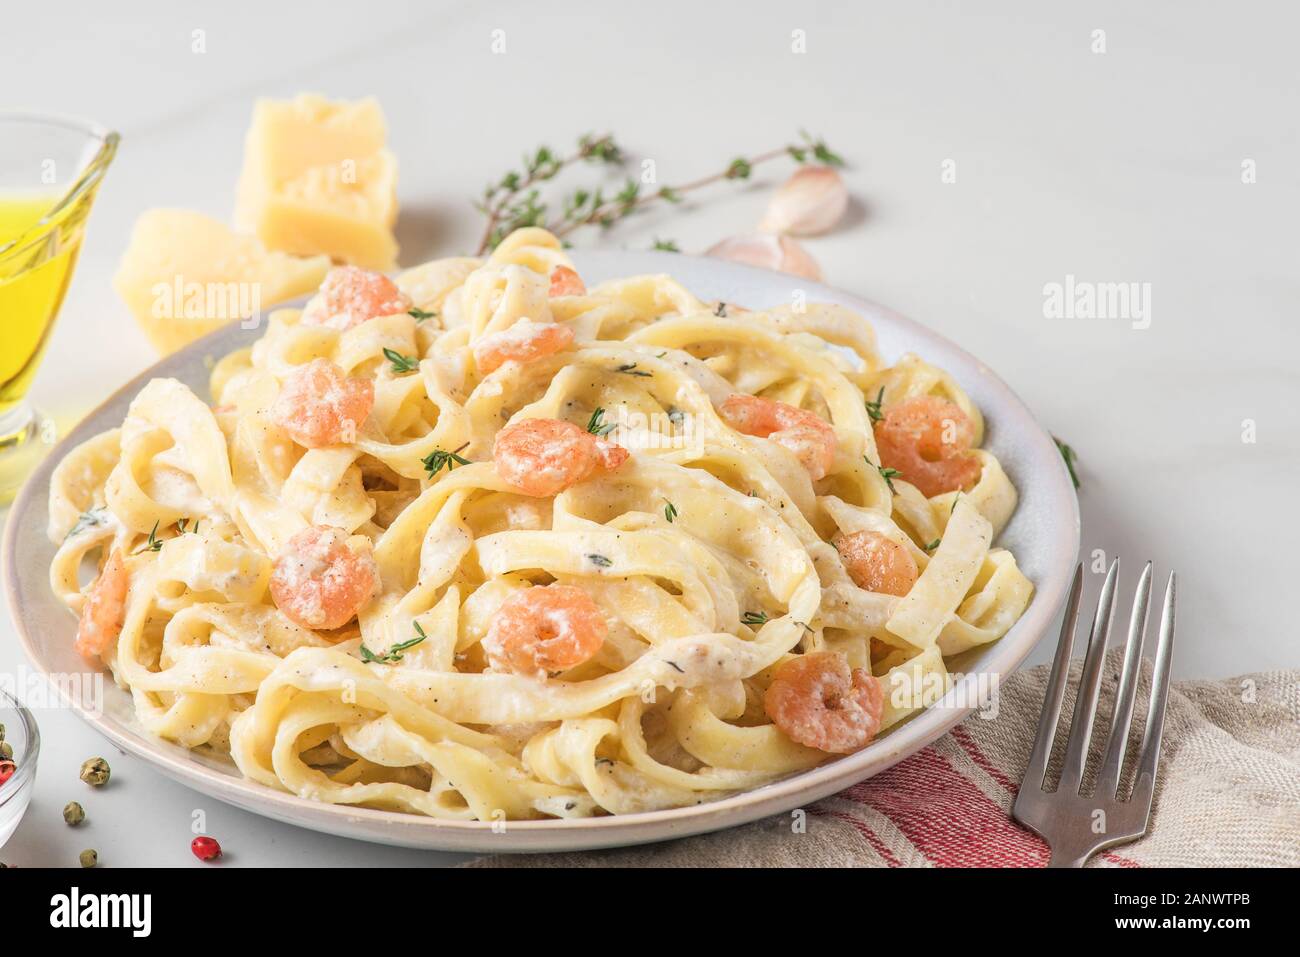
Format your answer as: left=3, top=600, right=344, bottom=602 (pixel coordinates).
left=1, top=1, right=1293, bottom=866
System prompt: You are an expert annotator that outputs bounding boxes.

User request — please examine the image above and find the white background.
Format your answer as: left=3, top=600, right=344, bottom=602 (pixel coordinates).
left=1, top=1, right=1294, bottom=866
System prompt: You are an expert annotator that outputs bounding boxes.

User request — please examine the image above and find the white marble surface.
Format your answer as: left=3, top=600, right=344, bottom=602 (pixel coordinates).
left=1, top=1, right=1294, bottom=866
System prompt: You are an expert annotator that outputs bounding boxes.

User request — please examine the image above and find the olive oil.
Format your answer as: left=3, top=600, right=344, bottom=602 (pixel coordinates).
left=0, top=192, right=79, bottom=415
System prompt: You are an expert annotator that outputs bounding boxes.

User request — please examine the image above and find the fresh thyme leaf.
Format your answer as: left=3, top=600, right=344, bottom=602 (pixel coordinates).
left=66, top=507, right=110, bottom=541
left=741, top=611, right=769, bottom=626
left=422, top=443, right=471, bottom=478
left=925, top=538, right=942, bottom=551
left=865, top=456, right=901, bottom=492
left=1053, top=436, right=1081, bottom=490
left=652, top=237, right=680, bottom=252
left=865, top=386, right=885, bottom=423
left=136, top=521, right=163, bottom=554
left=799, top=129, right=845, bottom=167
left=665, top=660, right=685, bottom=673
left=587, top=553, right=613, bottom=568
left=726, top=157, right=752, bottom=180
left=360, top=622, right=429, bottom=664
left=408, top=307, right=437, bottom=321
left=615, top=363, right=652, bottom=377
left=383, top=347, right=419, bottom=374
left=714, top=302, right=728, bottom=317
left=586, top=407, right=616, bottom=437
left=664, top=500, right=678, bottom=523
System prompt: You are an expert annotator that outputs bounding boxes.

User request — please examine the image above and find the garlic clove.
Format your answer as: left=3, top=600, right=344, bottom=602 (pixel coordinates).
left=759, top=165, right=849, bottom=237
left=705, top=234, right=823, bottom=281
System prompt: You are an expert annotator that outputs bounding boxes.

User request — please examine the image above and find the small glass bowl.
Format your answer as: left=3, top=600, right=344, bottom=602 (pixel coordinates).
left=0, top=689, right=39, bottom=849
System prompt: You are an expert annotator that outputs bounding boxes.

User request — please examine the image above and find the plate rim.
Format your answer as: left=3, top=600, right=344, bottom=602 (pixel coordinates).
left=2, top=250, right=1080, bottom=852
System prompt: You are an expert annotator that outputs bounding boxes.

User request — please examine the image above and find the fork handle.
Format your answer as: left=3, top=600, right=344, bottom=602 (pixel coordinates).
left=1048, top=848, right=1090, bottom=868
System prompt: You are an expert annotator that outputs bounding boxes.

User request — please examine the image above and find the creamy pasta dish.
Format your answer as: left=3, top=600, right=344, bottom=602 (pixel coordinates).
left=47, top=227, right=1032, bottom=820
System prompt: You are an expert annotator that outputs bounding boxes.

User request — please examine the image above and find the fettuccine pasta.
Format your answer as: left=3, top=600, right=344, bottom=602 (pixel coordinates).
left=47, top=228, right=1032, bottom=820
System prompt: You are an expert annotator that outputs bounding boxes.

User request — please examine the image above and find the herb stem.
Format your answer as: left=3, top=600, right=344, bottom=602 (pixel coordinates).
left=475, top=134, right=620, bottom=255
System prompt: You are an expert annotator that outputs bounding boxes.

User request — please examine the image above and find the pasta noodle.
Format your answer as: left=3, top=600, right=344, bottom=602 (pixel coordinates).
left=47, top=227, right=1032, bottom=820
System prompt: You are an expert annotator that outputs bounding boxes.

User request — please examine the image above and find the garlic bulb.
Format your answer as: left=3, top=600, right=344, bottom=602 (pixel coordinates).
left=759, top=165, right=848, bottom=236
left=706, top=234, right=822, bottom=281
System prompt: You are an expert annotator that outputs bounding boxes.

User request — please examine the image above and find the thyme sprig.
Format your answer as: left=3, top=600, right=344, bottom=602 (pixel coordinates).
left=865, top=387, right=885, bottom=423
left=383, top=348, right=419, bottom=374
left=422, top=443, right=471, bottom=478
left=360, top=622, right=428, bottom=664
left=586, top=407, right=616, bottom=437
left=741, top=611, right=770, bottom=626
left=475, top=134, right=623, bottom=254
left=135, top=521, right=164, bottom=554
left=476, top=130, right=844, bottom=252
left=1054, top=436, right=1081, bottom=490
left=865, top=456, right=901, bottom=492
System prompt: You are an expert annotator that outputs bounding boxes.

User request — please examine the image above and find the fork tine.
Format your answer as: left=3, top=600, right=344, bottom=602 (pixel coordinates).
left=1057, top=559, right=1120, bottom=795
left=1131, top=572, right=1176, bottom=809
left=1021, top=563, right=1083, bottom=791
left=1097, top=561, right=1152, bottom=797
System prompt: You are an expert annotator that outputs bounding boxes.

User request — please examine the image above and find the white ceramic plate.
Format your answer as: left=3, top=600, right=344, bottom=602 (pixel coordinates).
left=2, top=251, right=1080, bottom=852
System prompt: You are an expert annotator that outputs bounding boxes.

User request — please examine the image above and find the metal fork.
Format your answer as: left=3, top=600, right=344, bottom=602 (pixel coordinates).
left=1012, top=559, right=1177, bottom=867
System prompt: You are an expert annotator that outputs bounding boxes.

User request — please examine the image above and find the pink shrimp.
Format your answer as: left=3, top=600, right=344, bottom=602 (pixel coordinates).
left=301, top=266, right=412, bottom=331
left=764, top=651, right=884, bottom=754
left=269, top=525, right=380, bottom=631
left=271, top=358, right=374, bottom=449
left=873, top=395, right=981, bottom=498
left=548, top=265, right=586, bottom=297
left=473, top=320, right=575, bottom=374
left=482, top=584, right=606, bottom=678
left=492, top=418, right=628, bottom=498
left=719, top=393, right=837, bottom=481
left=75, top=549, right=129, bottom=659
left=834, top=530, right=918, bottom=597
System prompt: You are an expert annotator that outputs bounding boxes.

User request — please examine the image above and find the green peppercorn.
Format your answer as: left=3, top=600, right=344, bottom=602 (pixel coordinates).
left=63, top=801, right=86, bottom=826
left=0, top=742, right=12, bottom=762
left=79, top=849, right=98, bottom=868
left=0, top=721, right=6, bottom=739
left=79, top=756, right=110, bottom=787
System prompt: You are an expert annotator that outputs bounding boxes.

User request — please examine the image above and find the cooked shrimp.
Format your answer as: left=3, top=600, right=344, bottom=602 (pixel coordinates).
left=719, top=393, right=837, bottom=481
left=873, top=395, right=981, bottom=498
left=834, top=530, right=918, bottom=596
left=764, top=651, right=884, bottom=753
left=75, top=549, right=129, bottom=659
left=492, top=418, right=628, bottom=497
left=482, top=584, right=606, bottom=678
left=548, top=265, right=585, bottom=297
left=301, top=266, right=412, bottom=331
left=269, top=526, right=379, bottom=631
left=473, top=319, right=575, bottom=374
left=271, top=358, right=374, bottom=449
